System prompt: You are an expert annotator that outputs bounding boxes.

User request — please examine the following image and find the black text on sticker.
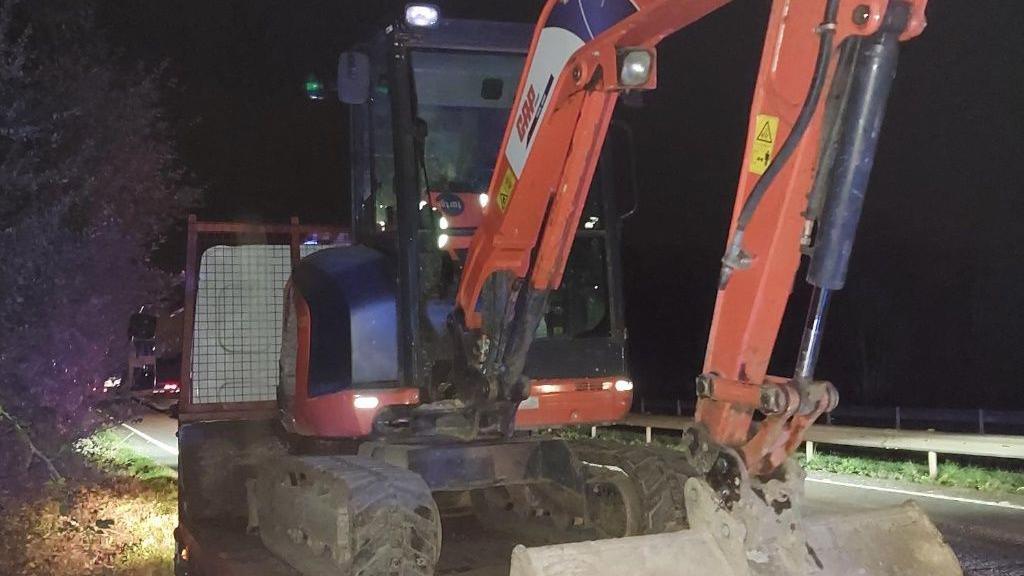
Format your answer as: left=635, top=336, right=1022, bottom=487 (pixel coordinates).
left=515, top=75, right=554, bottom=146
left=516, top=85, right=537, bottom=142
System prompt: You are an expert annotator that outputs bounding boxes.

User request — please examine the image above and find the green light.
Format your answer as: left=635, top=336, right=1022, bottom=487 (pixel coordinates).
left=304, top=74, right=324, bottom=100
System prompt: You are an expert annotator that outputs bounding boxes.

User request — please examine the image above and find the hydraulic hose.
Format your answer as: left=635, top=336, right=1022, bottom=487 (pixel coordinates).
left=721, top=0, right=841, bottom=277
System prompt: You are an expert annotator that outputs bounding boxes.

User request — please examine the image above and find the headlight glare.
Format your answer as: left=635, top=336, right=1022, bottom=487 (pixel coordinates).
left=405, top=4, right=439, bottom=27
left=619, top=50, right=652, bottom=87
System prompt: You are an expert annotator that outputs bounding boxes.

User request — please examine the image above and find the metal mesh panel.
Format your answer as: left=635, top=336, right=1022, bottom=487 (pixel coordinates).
left=191, top=244, right=325, bottom=404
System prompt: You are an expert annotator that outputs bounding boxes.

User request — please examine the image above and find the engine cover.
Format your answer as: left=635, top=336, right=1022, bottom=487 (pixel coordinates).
left=290, top=245, right=399, bottom=396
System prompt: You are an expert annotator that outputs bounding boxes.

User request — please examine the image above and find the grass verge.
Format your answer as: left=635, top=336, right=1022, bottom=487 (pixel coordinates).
left=798, top=451, right=1024, bottom=494
left=0, top=426, right=177, bottom=576
left=75, top=428, right=178, bottom=483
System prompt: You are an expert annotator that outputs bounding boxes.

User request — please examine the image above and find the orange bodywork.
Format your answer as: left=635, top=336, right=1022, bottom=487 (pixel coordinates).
left=430, top=191, right=484, bottom=254
left=515, top=378, right=633, bottom=429
left=287, top=283, right=628, bottom=436
left=456, top=0, right=927, bottom=475
left=287, top=288, right=421, bottom=437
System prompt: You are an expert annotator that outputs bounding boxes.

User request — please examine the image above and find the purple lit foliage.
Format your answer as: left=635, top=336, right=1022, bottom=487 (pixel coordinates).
left=0, top=0, right=193, bottom=475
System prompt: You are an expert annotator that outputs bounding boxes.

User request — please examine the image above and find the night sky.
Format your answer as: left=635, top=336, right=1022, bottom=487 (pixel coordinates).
left=99, top=1, right=1024, bottom=410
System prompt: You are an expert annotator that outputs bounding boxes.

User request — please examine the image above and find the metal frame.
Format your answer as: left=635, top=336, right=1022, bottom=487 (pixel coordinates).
left=387, top=20, right=536, bottom=393
left=348, top=18, right=532, bottom=243
left=178, top=215, right=349, bottom=422
left=618, top=413, right=1024, bottom=481
left=388, top=40, right=426, bottom=392
left=396, top=18, right=532, bottom=54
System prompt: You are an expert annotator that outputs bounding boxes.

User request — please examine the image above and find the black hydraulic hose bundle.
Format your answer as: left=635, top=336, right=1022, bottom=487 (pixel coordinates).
left=719, top=0, right=841, bottom=279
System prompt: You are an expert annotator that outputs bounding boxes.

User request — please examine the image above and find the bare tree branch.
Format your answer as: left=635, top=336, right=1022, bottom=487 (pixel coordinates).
left=0, top=404, right=64, bottom=482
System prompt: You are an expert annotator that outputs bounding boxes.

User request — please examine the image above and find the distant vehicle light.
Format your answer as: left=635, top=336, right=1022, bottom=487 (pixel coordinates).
left=353, top=395, right=380, bottom=409
left=438, top=216, right=449, bottom=230
left=614, top=379, right=633, bottom=392
left=479, top=193, right=489, bottom=208
left=405, top=4, right=440, bottom=27
left=437, top=234, right=450, bottom=249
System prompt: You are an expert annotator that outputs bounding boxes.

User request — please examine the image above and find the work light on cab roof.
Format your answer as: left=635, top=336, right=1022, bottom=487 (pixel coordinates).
left=405, top=4, right=440, bottom=27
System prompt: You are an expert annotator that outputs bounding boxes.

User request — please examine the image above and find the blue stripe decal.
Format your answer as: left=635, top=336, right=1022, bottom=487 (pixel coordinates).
left=547, top=0, right=638, bottom=41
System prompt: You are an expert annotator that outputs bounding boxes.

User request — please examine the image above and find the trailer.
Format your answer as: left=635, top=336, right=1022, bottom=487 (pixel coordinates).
left=173, top=216, right=348, bottom=575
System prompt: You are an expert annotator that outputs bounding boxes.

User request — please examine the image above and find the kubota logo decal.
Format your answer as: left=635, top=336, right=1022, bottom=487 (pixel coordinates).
left=437, top=193, right=464, bottom=216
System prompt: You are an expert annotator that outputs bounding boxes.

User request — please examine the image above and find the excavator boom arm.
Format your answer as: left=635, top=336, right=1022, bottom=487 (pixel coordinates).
left=455, top=0, right=926, bottom=474
left=457, top=0, right=731, bottom=329
left=452, top=0, right=732, bottom=430
left=697, top=0, right=926, bottom=474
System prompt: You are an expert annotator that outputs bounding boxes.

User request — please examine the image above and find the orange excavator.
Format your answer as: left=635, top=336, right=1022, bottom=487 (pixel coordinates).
left=175, top=1, right=963, bottom=574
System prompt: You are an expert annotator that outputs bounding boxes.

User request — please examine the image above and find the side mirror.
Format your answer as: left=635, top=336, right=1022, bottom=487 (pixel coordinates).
left=337, top=51, right=370, bottom=104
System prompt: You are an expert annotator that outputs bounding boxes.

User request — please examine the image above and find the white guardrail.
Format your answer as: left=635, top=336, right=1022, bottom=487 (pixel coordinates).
left=595, top=414, right=1024, bottom=479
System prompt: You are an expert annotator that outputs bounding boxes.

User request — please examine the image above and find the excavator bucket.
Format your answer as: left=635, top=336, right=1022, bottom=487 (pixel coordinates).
left=803, top=503, right=962, bottom=575
left=510, top=501, right=961, bottom=576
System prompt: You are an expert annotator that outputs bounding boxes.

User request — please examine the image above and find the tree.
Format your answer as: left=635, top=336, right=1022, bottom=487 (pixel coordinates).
left=0, top=0, right=193, bottom=479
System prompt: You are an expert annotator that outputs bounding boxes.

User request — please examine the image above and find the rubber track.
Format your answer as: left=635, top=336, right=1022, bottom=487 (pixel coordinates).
left=262, top=455, right=440, bottom=576
left=570, top=440, right=696, bottom=534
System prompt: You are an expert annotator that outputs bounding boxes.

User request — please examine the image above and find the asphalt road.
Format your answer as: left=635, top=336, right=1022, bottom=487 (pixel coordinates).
left=109, top=410, right=179, bottom=469
left=123, top=410, right=1024, bottom=575
left=804, top=475, right=1024, bottom=575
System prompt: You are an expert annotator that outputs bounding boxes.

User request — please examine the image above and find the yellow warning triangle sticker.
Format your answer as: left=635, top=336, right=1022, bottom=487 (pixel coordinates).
left=749, top=114, right=779, bottom=175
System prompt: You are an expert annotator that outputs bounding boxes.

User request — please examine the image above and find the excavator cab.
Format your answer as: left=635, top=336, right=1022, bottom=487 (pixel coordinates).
left=280, top=14, right=633, bottom=438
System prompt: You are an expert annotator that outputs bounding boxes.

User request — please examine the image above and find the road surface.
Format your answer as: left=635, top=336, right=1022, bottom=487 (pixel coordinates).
left=804, top=474, right=1024, bottom=575
left=108, top=410, right=179, bottom=469
left=122, top=410, right=1024, bottom=574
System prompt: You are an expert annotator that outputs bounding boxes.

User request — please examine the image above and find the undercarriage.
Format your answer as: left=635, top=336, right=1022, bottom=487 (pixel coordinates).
left=179, top=420, right=959, bottom=576
left=246, top=432, right=701, bottom=574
